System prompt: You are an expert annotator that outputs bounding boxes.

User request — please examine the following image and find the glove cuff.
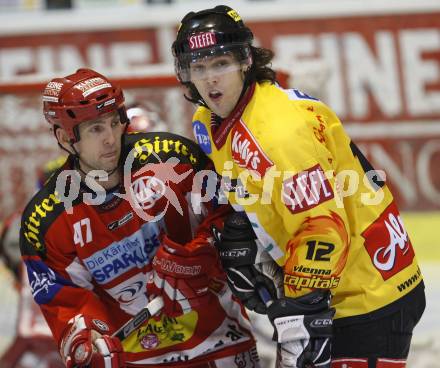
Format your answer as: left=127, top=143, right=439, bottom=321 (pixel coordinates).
left=273, top=309, right=334, bottom=343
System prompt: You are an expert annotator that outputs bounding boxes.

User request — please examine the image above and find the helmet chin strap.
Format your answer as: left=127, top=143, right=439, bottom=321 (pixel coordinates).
left=236, top=64, right=253, bottom=108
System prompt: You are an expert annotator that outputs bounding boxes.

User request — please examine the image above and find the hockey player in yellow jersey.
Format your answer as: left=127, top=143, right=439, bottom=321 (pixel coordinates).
left=172, top=5, right=425, bottom=368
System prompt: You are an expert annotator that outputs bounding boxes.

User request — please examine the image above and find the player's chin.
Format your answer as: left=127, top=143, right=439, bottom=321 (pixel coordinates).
left=99, top=161, right=119, bottom=173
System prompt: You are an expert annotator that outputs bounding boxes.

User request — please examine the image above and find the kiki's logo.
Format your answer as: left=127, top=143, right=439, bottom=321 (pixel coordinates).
left=231, top=120, right=273, bottom=176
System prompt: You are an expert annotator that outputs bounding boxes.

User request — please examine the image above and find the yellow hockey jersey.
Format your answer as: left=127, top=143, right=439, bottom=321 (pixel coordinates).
left=192, top=82, right=423, bottom=321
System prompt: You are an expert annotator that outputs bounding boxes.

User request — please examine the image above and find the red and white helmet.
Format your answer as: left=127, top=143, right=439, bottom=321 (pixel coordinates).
left=42, top=68, right=128, bottom=142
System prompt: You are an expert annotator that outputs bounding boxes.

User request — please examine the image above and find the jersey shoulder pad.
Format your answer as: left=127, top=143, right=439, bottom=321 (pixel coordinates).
left=122, top=131, right=209, bottom=171
left=284, top=88, right=320, bottom=102
left=193, top=105, right=211, bottom=122
left=283, top=88, right=336, bottom=117
left=242, top=87, right=324, bottom=172
left=20, top=176, right=66, bottom=258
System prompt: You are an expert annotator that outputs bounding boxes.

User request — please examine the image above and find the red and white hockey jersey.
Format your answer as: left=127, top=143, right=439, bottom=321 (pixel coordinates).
left=20, top=132, right=255, bottom=367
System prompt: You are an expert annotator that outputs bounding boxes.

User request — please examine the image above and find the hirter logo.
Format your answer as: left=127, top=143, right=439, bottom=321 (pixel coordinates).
left=231, top=120, right=273, bottom=176
left=362, top=202, right=414, bottom=280
left=282, top=164, right=334, bottom=214
left=189, top=32, right=217, bottom=50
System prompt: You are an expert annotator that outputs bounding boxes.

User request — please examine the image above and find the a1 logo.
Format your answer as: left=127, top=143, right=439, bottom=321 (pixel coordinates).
left=362, top=202, right=414, bottom=280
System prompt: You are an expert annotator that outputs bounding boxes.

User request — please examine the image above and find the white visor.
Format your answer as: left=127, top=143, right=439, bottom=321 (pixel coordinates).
left=176, top=43, right=252, bottom=83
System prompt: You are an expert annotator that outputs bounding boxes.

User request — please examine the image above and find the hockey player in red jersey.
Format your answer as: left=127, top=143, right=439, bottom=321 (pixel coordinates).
left=172, top=5, right=426, bottom=368
left=19, top=68, right=260, bottom=367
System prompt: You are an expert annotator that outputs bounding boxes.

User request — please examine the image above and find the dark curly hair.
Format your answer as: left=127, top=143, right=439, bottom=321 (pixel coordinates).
left=248, top=46, right=277, bottom=84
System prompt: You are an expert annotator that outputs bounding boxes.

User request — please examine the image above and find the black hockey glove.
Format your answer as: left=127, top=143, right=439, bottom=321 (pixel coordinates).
left=267, top=290, right=335, bottom=368
left=212, top=212, right=282, bottom=314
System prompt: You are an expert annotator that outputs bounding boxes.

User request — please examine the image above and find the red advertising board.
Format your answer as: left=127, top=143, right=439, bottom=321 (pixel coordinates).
left=0, top=10, right=440, bottom=220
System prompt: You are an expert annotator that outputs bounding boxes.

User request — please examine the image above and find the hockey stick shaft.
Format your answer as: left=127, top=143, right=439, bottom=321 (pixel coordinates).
left=112, top=296, right=164, bottom=341
left=72, top=295, right=164, bottom=368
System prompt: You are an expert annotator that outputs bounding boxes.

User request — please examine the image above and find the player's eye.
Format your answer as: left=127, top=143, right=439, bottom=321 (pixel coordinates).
left=214, top=59, right=229, bottom=67
left=89, top=125, right=103, bottom=133
left=191, top=64, right=205, bottom=74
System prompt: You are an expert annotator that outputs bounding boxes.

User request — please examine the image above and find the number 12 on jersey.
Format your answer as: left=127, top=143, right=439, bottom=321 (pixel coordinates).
left=305, top=240, right=334, bottom=261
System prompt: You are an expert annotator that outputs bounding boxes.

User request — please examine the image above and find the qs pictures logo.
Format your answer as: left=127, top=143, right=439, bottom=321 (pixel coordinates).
left=118, top=147, right=192, bottom=223
left=131, top=176, right=166, bottom=210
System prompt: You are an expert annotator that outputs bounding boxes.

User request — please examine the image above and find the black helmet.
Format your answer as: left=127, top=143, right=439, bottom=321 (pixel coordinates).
left=172, top=5, right=253, bottom=83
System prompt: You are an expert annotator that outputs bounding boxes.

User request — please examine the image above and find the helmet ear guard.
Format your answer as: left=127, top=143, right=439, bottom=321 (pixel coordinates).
left=43, top=68, right=128, bottom=143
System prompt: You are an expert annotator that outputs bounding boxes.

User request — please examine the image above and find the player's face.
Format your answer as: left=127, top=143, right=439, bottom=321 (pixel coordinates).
left=75, top=111, right=124, bottom=174
left=190, top=54, right=245, bottom=118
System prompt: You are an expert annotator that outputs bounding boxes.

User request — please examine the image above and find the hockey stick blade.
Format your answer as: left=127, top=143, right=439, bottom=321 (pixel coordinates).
left=112, top=296, right=164, bottom=341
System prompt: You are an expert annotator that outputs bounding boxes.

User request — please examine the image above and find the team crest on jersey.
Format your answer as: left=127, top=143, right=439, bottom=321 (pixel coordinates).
left=231, top=120, right=273, bottom=176
left=362, top=202, right=415, bottom=280
left=131, top=176, right=166, bottom=209
left=192, top=121, right=212, bottom=154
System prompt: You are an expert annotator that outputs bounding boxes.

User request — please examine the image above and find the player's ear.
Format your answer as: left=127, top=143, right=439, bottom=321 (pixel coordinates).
left=55, top=127, right=75, bottom=154
left=241, top=56, right=252, bottom=78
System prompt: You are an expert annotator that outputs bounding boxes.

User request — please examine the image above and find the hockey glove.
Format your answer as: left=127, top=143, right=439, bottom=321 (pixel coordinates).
left=147, top=235, right=222, bottom=316
left=267, top=290, right=334, bottom=368
left=60, top=314, right=126, bottom=368
left=212, top=212, right=283, bottom=314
